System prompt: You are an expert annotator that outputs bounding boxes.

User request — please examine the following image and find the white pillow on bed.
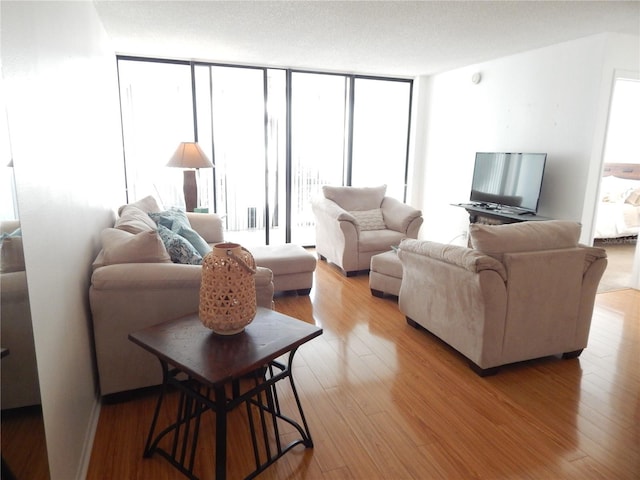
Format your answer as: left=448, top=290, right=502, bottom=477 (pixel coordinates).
left=625, top=188, right=640, bottom=206
left=600, top=176, right=640, bottom=203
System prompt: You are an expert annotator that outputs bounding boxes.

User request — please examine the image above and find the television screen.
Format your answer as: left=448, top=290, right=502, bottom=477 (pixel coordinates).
left=470, top=152, right=546, bottom=213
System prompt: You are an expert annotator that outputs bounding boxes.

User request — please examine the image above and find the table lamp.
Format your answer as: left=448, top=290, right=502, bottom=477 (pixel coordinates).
left=166, top=142, right=214, bottom=212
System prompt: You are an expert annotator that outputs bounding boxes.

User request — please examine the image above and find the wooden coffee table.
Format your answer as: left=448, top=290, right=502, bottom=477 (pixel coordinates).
left=129, top=307, right=322, bottom=480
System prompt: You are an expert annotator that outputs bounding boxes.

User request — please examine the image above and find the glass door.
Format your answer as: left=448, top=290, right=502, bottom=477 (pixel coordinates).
left=195, top=66, right=268, bottom=246
left=290, top=72, right=349, bottom=245
left=351, top=78, right=412, bottom=201
left=194, top=65, right=288, bottom=246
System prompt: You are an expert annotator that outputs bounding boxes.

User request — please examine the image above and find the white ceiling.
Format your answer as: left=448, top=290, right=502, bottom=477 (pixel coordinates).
left=95, top=0, right=640, bottom=77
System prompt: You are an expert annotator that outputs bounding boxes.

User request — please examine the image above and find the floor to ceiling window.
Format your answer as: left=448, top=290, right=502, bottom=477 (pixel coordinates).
left=351, top=78, right=412, bottom=200
left=290, top=72, right=350, bottom=244
left=118, top=59, right=194, bottom=208
left=193, top=65, right=288, bottom=245
left=117, top=57, right=412, bottom=246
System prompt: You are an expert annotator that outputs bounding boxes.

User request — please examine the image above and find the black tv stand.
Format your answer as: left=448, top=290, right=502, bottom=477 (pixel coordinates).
left=453, top=203, right=551, bottom=225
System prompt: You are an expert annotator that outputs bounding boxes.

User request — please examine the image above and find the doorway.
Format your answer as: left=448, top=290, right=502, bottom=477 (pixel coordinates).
left=595, top=75, right=640, bottom=291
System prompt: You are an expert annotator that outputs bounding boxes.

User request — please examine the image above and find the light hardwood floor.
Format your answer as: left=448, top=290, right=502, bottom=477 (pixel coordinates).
left=84, top=258, right=640, bottom=480
left=596, top=238, right=637, bottom=292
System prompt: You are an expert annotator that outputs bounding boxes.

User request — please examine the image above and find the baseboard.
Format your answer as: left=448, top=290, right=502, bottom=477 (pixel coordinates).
left=76, top=394, right=101, bottom=480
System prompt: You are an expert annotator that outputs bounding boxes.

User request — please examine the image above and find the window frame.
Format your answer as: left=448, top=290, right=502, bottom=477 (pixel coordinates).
left=116, top=55, right=413, bottom=245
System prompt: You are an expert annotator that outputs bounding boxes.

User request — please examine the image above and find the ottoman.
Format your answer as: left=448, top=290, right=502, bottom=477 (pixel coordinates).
left=250, top=244, right=316, bottom=295
left=369, top=250, right=403, bottom=297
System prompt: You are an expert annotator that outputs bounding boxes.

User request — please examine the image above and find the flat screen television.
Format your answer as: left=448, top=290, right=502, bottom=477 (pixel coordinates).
left=470, top=152, right=547, bottom=214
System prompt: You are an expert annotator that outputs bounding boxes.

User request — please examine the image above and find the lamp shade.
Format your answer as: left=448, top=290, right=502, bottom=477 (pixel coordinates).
left=166, top=142, right=214, bottom=169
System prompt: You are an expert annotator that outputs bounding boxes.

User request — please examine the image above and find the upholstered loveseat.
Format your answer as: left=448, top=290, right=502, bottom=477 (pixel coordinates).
left=89, top=196, right=274, bottom=397
left=311, top=185, right=423, bottom=275
left=398, top=220, right=607, bottom=375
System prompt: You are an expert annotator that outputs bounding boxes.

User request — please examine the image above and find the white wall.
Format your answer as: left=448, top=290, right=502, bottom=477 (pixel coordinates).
left=1, top=2, right=125, bottom=478
left=411, top=33, right=639, bottom=245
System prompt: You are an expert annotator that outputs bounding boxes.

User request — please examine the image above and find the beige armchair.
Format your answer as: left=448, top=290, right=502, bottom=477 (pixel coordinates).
left=397, top=220, right=607, bottom=375
left=311, top=185, right=422, bottom=276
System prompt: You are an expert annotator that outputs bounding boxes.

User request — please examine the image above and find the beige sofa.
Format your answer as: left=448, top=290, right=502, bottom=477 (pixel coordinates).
left=89, top=197, right=275, bottom=397
left=398, top=220, right=607, bottom=375
left=311, top=185, right=423, bottom=276
left=1, top=220, right=42, bottom=409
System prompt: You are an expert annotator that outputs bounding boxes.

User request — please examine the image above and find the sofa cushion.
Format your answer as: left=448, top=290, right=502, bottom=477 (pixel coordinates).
left=186, top=212, right=225, bottom=244
left=115, top=205, right=157, bottom=234
left=359, top=229, right=406, bottom=253
left=156, top=224, right=203, bottom=265
left=101, top=228, right=171, bottom=265
left=117, top=195, right=163, bottom=216
left=322, top=185, right=386, bottom=211
left=350, top=209, right=386, bottom=231
left=469, top=220, right=581, bottom=262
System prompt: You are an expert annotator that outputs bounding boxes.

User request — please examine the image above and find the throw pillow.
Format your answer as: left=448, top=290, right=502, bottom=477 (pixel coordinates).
left=117, top=195, right=163, bottom=216
left=0, top=227, right=21, bottom=240
left=469, top=220, right=581, bottom=262
left=101, top=228, right=171, bottom=265
left=156, top=224, right=203, bottom=265
left=349, top=209, right=386, bottom=231
left=115, top=205, right=157, bottom=234
left=176, top=225, right=212, bottom=256
left=322, top=185, right=387, bottom=211
left=149, top=207, right=192, bottom=233
left=625, top=188, right=640, bottom=206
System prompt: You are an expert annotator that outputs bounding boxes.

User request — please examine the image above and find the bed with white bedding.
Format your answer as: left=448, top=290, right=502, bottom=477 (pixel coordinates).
left=594, top=163, right=640, bottom=239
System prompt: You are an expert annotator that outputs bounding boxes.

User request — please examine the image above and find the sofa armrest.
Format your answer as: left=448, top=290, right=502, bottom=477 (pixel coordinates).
left=91, top=262, right=202, bottom=290
left=381, top=197, right=422, bottom=236
left=311, top=197, right=357, bottom=225
left=399, top=239, right=507, bottom=281
left=578, top=244, right=607, bottom=273
left=255, top=266, right=275, bottom=309
left=91, top=262, right=274, bottom=309
left=575, top=245, right=607, bottom=345
left=311, top=196, right=360, bottom=272
left=186, top=212, right=224, bottom=244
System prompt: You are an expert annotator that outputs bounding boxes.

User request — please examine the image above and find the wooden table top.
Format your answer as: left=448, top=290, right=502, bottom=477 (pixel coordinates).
left=129, top=307, right=322, bottom=388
